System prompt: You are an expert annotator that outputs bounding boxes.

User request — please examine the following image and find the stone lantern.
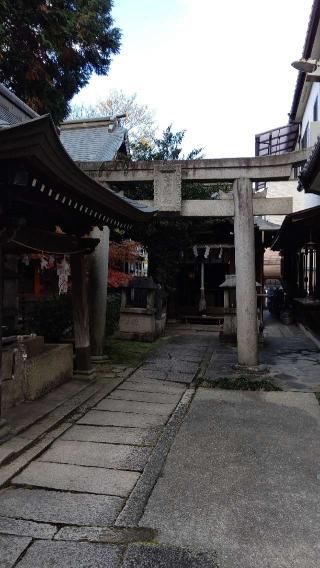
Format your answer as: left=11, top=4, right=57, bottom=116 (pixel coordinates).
left=219, top=274, right=261, bottom=342
left=118, top=276, right=167, bottom=341
left=219, top=274, right=237, bottom=341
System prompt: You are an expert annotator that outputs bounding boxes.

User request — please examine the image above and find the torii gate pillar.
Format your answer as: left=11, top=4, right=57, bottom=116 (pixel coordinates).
left=233, top=178, right=259, bottom=367
left=88, top=226, right=110, bottom=360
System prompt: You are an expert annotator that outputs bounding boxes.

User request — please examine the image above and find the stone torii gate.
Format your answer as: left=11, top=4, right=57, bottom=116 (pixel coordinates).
left=83, top=150, right=308, bottom=369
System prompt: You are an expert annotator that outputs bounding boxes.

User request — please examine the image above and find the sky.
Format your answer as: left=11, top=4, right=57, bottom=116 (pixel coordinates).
left=73, top=0, right=314, bottom=158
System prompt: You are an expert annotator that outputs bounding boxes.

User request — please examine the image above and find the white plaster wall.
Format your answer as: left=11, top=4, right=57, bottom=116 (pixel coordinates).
left=265, top=180, right=320, bottom=225
left=266, top=82, right=320, bottom=218
left=301, top=82, right=320, bottom=140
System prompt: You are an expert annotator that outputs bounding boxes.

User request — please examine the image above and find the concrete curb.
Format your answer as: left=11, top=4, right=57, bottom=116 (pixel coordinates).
left=115, top=387, right=195, bottom=528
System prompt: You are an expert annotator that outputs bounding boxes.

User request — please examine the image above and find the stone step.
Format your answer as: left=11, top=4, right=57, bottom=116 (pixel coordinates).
left=60, top=424, right=160, bottom=446
left=94, top=398, right=176, bottom=416
left=12, top=461, right=139, bottom=497
left=0, top=377, right=123, bottom=468
left=0, top=534, right=32, bottom=568
left=0, top=488, right=124, bottom=525
left=108, top=389, right=182, bottom=405
left=14, top=540, right=123, bottom=568
left=118, top=380, right=185, bottom=394
left=37, top=440, right=151, bottom=471
left=77, top=410, right=166, bottom=428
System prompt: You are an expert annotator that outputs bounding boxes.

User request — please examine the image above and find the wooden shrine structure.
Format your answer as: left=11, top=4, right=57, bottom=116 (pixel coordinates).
left=0, top=115, right=154, bottom=436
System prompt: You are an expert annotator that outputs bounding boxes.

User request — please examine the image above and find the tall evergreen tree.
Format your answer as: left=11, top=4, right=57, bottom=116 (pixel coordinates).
left=131, top=124, right=204, bottom=161
left=0, top=1, right=121, bottom=122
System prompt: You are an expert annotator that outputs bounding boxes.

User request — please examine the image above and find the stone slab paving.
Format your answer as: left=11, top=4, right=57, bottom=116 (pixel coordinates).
left=3, top=379, right=91, bottom=433
left=0, top=534, right=32, bottom=568
left=0, top=517, right=57, bottom=539
left=95, top=398, right=176, bottom=416
left=109, top=389, right=181, bottom=405
left=78, top=409, right=166, bottom=428
left=165, top=373, right=196, bottom=383
left=118, top=379, right=185, bottom=394
left=37, top=440, right=151, bottom=471
left=0, top=333, right=211, bottom=567
left=15, top=540, right=123, bottom=568
left=54, top=525, right=155, bottom=543
left=125, top=334, right=211, bottom=386
left=146, top=352, right=205, bottom=363
left=0, top=437, right=31, bottom=467
left=0, top=488, right=124, bottom=525
left=143, top=360, right=199, bottom=373
left=141, top=388, right=320, bottom=568
left=12, top=461, right=139, bottom=497
left=205, top=316, right=320, bottom=391
left=60, top=424, right=160, bottom=446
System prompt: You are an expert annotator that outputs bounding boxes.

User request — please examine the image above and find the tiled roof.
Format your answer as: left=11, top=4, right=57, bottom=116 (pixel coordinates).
left=60, top=125, right=128, bottom=162
left=0, top=83, right=39, bottom=124
left=254, top=217, right=281, bottom=231
left=0, top=115, right=155, bottom=224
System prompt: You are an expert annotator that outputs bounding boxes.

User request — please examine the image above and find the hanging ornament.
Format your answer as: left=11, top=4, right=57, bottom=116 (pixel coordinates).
left=192, top=245, right=198, bottom=258
left=57, top=256, right=71, bottom=295
left=40, top=254, right=49, bottom=270
left=48, top=255, right=55, bottom=269
left=204, top=245, right=210, bottom=259
left=22, top=254, right=30, bottom=266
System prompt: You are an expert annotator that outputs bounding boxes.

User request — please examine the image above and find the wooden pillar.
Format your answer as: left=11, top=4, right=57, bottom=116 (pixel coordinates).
left=70, top=254, right=94, bottom=377
left=233, top=178, right=259, bottom=367
left=88, top=226, right=110, bottom=360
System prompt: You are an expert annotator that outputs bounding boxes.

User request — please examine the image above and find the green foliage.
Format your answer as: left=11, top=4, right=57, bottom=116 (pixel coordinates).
left=105, top=292, right=121, bottom=336
left=133, top=218, right=192, bottom=288
left=182, top=181, right=232, bottom=200
left=31, top=295, right=73, bottom=342
left=131, top=124, right=203, bottom=161
left=0, top=1, right=121, bottom=122
left=105, top=338, right=162, bottom=365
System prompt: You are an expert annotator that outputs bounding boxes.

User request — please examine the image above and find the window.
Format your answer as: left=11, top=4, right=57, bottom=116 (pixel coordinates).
left=298, top=245, right=318, bottom=297
left=301, top=125, right=309, bottom=149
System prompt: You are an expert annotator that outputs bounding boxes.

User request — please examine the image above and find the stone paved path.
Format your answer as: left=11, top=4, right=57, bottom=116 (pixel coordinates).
left=0, top=335, right=217, bottom=567
left=1, top=323, right=319, bottom=567
left=205, top=314, right=320, bottom=391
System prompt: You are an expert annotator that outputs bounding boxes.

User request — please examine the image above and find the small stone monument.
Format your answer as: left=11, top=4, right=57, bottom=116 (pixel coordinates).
left=219, top=274, right=237, bottom=342
left=118, top=276, right=166, bottom=341
left=219, top=274, right=261, bottom=342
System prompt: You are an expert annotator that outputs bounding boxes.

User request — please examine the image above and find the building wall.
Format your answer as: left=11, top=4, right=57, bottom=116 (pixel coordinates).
left=266, top=179, right=320, bottom=226
left=265, top=83, right=320, bottom=218
left=301, top=82, right=320, bottom=141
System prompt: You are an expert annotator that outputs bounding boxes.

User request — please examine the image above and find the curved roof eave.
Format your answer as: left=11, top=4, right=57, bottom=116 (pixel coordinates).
left=0, top=115, right=155, bottom=224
